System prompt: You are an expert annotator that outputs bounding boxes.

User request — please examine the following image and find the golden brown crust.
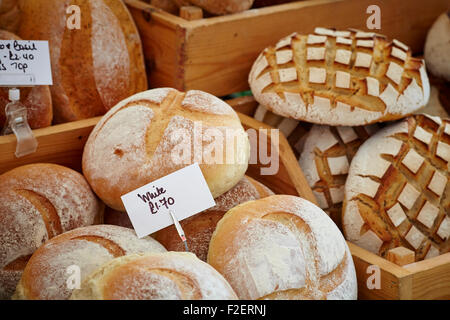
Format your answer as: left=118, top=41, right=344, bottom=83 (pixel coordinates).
left=17, top=0, right=147, bottom=123
left=0, top=163, right=103, bottom=299
left=152, top=176, right=274, bottom=261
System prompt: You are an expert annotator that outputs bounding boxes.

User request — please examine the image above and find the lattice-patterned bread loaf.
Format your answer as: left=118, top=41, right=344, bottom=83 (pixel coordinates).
left=13, top=225, right=166, bottom=300
left=343, top=114, right=450, bottom=261
left=153, top=176, right=273, bottom=261
left=249, top=28, right=430, bottom=126
left=208, top=195, right=357, bottom=300
left=299, top=124, right=378, bottom=227
left=83, top=88, right=250, bottom=211
left=70, top=252, right=238, bottom=300
left=0, top=164, right=104, bottom=299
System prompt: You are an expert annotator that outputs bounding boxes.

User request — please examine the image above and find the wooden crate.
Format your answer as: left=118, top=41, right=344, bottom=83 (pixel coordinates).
left=125, top=0, right=449, bottom=97
left=0, top=97, right=449, bottom=300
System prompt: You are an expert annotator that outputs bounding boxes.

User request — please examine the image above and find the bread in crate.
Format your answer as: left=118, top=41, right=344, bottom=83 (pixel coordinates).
left=173, top=0, right=254, bottom=15
left=343, top=114, right=450, bottom=262
left=299, top=124, right=379, bottom=227
left=249, top=28, right=430, bottom=126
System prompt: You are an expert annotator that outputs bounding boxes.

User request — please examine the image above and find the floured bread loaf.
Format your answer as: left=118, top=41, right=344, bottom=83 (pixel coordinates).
left=173, top=0, right=254, bottom=15
left=13, top=225, right=166, bottom=300
left=83, top=88, right=250, bottom=211
left=343, top=114, right=450, bottom=261
left=0, top=30, right=53, bottom=131
left=249, top=28, right=430, bottom=126
left=153, top=176, right=273, bottom=261
left=70, top=252, right=238, bottom=300
left=424, top=12, right=450, bottom=82
left=17, top=0, right=147, bottom=123
left=208, top=195, right=357, bottom=300
left=299, top=124, right=378, bottom=227
left=0, top=163, right=103, bottom=299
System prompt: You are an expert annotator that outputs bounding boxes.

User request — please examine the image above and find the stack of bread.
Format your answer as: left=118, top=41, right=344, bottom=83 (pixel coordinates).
left=248, top=27, right=449, bottom=263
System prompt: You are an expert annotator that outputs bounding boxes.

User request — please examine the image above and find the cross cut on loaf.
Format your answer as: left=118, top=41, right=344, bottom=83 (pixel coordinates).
left=208, top=195, right=357, bottom=300
left=82, top=88, right=250, bottom=211
left=249, top=28, right=430, bottom=126
left=343, top=114, right=450, bottom=261
left=299, top=124, right=378, bottom=227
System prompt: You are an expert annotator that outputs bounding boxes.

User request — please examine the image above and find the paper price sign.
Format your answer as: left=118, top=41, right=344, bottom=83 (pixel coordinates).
left=0, top=40, right=53, bottom=86
left=121, top=163, right=216, bottom=238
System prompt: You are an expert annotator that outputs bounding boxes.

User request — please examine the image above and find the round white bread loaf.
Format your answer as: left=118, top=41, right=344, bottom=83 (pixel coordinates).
left=153, top=176, right=274, bottom=261
left=70, top=252, right=238, bottom=300
left=343, top=114, right=450, bottom=261
left=13, top=225, right=166, bottom=300
left=249, top=28, right=430, bottom=126
left=299, top=124, right=378, bottom=226
left=208, top=195, right=357, bottom=300
left=82, top=88, right=250, bottom=211
left=424, top=12, right=450, bottom=81
left=0, top=163, right=103, bottom=299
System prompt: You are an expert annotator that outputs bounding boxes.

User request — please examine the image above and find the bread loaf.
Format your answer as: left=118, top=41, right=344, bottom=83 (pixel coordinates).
left=153, top=176, right=274, bottom=261
left=173, top=0, right=254, bottom=15
left=0, top=0, right=20, bottom=32
left=17, top=0, right=147, bottom=123
left=70, top=252, right=238, bottom=300
left=0, top=163, right=103, bottom=299
left=343, top=114, right=450, bottom=261
left=13, top=225, right=166, bottom=300
left=299, top=124, right=378, bottom=227
left=83, top=88, right=250, bottom=211
left=208, top=195, right=357, bottom=300
left=249, top=28, right=430, bottom=126
left=424, top=12, right=450, bottom=82
left=0, top=30, right=53, bottom=131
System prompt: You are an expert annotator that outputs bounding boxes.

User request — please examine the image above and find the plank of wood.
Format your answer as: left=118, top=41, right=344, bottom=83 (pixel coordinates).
left=404, top=253, right=450, bottom=300
left=347, top=242, right=413, bottom=300
left=127, top=0, right=449, bottom=96
left=180, top=6, right=203, bottom=21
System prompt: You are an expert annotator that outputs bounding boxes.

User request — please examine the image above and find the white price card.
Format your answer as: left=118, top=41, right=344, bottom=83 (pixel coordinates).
left=121, top=163, right=216, bottom=238
left=0, top=40, right=53, bottom=86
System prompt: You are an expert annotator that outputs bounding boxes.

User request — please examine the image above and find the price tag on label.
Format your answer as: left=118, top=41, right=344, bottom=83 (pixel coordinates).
left=0, top=40, right=53, bottom=86
left=121, top=163, right=216, bottom=238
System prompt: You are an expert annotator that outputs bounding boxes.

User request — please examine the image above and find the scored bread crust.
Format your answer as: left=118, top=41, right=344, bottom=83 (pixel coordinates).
left=207, top=195, right=357, bottom=300
left=0, top=163, right=103, bottom=299
left=249, top=28, right=430, bottom=126
left=70, top=252, right=238, bottom=300
left=13, top=225, right=166, bottom=300
left=343, top=114, right=450, bottom=261
left=173, top=0, right=254, bottom=15
left=153, top=176, right=274, bottom=261
left=299, top=124, right=378, bottom=227
left=82, top=88, right=250, bottom=211
left=17, top=0, right=147, bottom=123
left=0, top=30, right=52, bottom=130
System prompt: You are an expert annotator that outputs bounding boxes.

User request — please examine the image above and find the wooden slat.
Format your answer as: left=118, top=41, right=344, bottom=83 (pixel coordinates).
left=126, top=0, right=449, bottom=96
left=404, top=253, right=450, bottom=300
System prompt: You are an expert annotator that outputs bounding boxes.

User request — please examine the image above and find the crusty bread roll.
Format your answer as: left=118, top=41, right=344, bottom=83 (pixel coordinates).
left=17, top=0, right=147, bottom=123
left=208, top=195, right=357, bottom=300
left=424, top=12, right=450, bottom=82
left=83, top=88, right=250, bottom=211
left=0, top=30, right=52, bottom=131
left=0, top=163, right=103, bottom=299
left=153, top=176, right=273, bottom=261
left=249, top=28, right=430, bottom=126
left=299, top=124, right=378, bottom=227
left=70, top=252, right=238, bottom=300
left=13, top=225, right=166, bottom=300
left=173, top=0, right=254, bottom=15
left=343, top=114, right=450, bottom=261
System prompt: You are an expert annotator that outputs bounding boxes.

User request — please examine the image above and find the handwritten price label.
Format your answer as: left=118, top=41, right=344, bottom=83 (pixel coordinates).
left=121, top=164, right=216, bottom=238
left=0, top=40, right=52, bottom=86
